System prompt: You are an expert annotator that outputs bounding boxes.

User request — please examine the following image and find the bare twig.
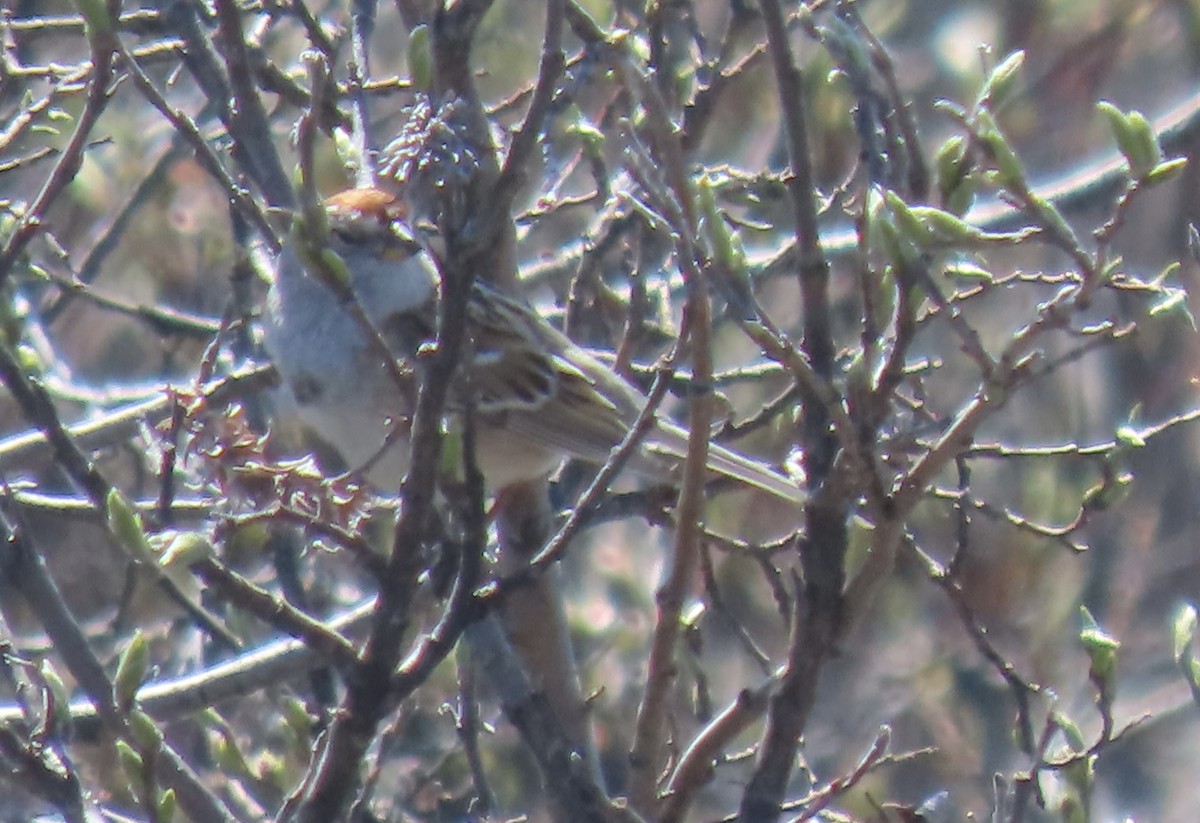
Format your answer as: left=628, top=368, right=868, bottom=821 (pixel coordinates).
left=0, top=7, right=116, bottom=290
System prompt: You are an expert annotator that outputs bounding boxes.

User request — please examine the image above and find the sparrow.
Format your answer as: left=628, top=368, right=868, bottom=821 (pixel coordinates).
left=262, top=187, right=805, bottom=504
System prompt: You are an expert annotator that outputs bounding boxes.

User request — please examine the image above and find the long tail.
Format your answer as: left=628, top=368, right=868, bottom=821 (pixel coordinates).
left=706, top=441, right=807, bottom=504
left=647, top=422, right=807, bottom=505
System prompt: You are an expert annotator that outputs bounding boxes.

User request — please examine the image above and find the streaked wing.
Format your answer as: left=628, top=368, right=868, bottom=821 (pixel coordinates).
left=466, top=282, right=633, bottom=461
left=466, top=285, right=560, bottom=412
left=464, top=280, right=805, bottom=502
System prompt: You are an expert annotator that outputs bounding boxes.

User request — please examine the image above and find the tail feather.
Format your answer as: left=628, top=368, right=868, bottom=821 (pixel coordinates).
left=705, top=441, right=807, bottom=505
left=645, top=422, right=806, bottom=505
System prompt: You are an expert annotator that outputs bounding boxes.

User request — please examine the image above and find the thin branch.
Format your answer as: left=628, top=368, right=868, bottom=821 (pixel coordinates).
left=0, top=511, right=237, bottom=821
left=496, top=0, right=565, bottom=198
left=112, top=33, right=280, bottom=252
left=739, top=0, right=847, bottom=816
left=0, top=8, right=116, bottom=290
left=0, top=600, right=378, bottom=739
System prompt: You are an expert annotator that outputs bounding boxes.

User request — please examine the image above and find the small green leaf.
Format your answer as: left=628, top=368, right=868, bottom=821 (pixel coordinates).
left=156, top=788, right=177, bottom=823
left=106, top=490, right=156, bottom=566
left=224, top=521, right=270, bottom=556
left=1145, top=157, right=1188, bottom=186
left=159, top=532, right=215, bottom=569
left=128, top=710, right=163, bottom=752
left=281, top=696, right=313, bottom=740
left=935, top=135, right=968, bottom=180
left=984, top=133, right=1024, bottom=187
left=113, top=631, right=150, bottom=710
left=567, top=116, right=605, bottom=154
left=1125, top=111, right=1163, bottom=177
left=1148, top=288, right=1196, bottom=330
left=198, top=708, right=223, bottom=728
left=935, top=135, right=974, bottom=212
left=885, top=191, right=933, bottom=247
left=318, top=248, right=353, bottom=289
left=909, top=205, right=983, bottom=244
left=39, top=660, right=69, bottom=708
left=116, top=739, right=144, bottom=785
left=1097, top=101, right=1140, bottom=176
left=1079, top=606, right=1120, bottom=686
left=16, top=344, right=42, bottom=374
left=407, top=24, right=432, bottom=91
left=944, top=261, right=994, bottom=281
left=1114, top=425, right=1146, bottom=448
left=258, top=751, right=288, bottom=789
left=1051, top=709, right=1085, bottom=751
left=331, top=127, right=361, bottom=176
left=625, top=30, right=651, bottom=63
left=977, top=115, right=1025, bottom=188
left=212, top=731, right=252, bottom=776
left=977, top=50, right=1025, bottom=109
left=1097, top=102, right=1163, bottom=179
left=698, top=177, right=747, bottom=281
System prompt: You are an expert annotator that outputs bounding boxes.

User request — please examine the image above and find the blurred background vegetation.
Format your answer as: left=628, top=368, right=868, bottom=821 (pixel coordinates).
left=2, top=0, right=1200, bottom=821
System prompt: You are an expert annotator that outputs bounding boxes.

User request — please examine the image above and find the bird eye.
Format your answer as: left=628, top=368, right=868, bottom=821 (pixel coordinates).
left=329, top=225, right=355, bottom=244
